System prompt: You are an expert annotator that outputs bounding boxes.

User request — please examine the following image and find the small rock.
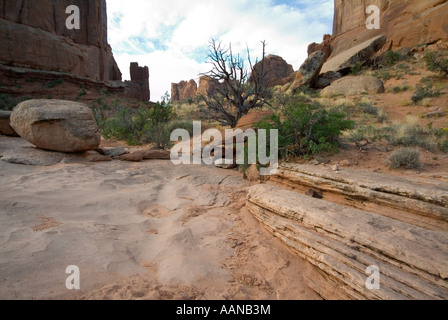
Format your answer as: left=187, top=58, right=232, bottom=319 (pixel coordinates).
left=245, top=164, right=260, bottom=181
left=143, top=149, right=171, bottom=160
left=305, top=189, right=323, bottom=199
left=339, top=160, right=351, bottom=167
left=332, top=164, right=340, bottom=172
left=82, top=150, right=112, bottom=162
left=120, top=151, right=145, bottom=162
left=214, top=158, right=236, bottom=169
left=101, top=146, right=126, bottom=157
left=310, top=159, right=320, bottom=165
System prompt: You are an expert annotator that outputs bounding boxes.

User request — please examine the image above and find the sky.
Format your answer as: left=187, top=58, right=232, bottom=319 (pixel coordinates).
left=106, top=0, right=334, bottom=102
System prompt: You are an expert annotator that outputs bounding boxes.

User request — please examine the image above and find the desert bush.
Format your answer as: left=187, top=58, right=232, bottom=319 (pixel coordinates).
left=387, top=148, right=423, bottom=170
left=0, top=95, right=34, bottom=111
left=331, top=102, right=387, bottom=123
left=142, top=119, right=194, bottom=149
left=42, top=78, right=63, bottom=89
left=349, top=120, right=448, bottom=152
left=425, top=51, right=448, bottom=76
left=256, top=100, right=355, bottom=158
left=391, top=85, right=410, bottom=93
left=97, top=95, right=176, bottom=147
left=411, top=82, right=441, bottom=104
left=0, top=94, right=19, bottom=111
left=384, top=51, right=401, bottom=66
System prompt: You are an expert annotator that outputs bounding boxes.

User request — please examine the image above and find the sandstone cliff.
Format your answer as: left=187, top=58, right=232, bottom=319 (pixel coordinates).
left=0, top=0, right=121, bottom=81
left=171, top=79, right=197, bottom=102
left=331, top=0, right=448, bottom=57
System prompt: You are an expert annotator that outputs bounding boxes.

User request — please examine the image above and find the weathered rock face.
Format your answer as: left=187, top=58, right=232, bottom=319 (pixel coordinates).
left=299, top=51, right=327, bottom=86
left=321, top=76, right=384, bottom=97
left=247, top=163, right=448, bottom=299
left=308, top=34, right=332, bottom=60
left=0, top=111, right=18, bottom=136
left=171, top=79, right=197, bottom=102
left=321, top=35, right=387, bottom=74
left=250, top=55, right=295, bottom=87
left=0, top=0, right=122, bottom=81
left=314, top=71, right=342, bottom=89
left=129, top=62, right=150, bottom=102
left=331, top=0, right=448, bottom=57
left=196, top=76, right=224, bottom=97
left=10, top=99, right=101, bottom=152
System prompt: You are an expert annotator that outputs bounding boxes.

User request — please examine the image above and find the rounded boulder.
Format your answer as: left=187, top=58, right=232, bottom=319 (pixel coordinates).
left=10, top=99, right=101, bottom=152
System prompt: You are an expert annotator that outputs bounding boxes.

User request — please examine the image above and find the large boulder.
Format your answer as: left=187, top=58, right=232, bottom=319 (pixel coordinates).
left=321, top=76, right=385, bottom=97
left=10, top=100, right=101, bottom=152
left=249, top=55, right=295, bottom=87
left=320, top=35, right=387, bottom=74
left=0, top=110, right=18, bottom=136
left=299, top=51, right=327, bottom=86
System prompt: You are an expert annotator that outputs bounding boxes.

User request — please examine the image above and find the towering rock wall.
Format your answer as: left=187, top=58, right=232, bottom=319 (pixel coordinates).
left=331, top=0, right=448, bottom=57
left=0, top=0, right=121, bottom=81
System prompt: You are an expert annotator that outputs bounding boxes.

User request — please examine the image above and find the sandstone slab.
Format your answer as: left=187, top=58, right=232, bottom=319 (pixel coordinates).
left=321, top=76, right=385, bottom=97
left=1, top=147, right=65, bottom=166
left=247, top=184, right=448, bottom=300
left=321, top=35, right=387, bottom=74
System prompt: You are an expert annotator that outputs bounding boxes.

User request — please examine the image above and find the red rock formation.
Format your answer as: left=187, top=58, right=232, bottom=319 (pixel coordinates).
left=171, top=79, right=198, bottom=102
left=308, top=34, right=332, bottom=60
left=196, top=76, right=225, bottom=97
left=0, top=0, right=121, bottom=81
left=249, top=55, right=294, bottom=87
left=331, top=0, right=448, bottom=57
left=129, top=62, right=150, bottom=102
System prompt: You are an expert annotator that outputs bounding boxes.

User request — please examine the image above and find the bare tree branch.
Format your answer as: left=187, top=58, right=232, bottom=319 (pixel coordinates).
left=199, top=39, right=271, bottom=127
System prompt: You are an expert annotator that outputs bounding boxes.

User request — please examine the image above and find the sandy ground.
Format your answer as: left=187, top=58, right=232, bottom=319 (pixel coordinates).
left=0, top=136, right=319, bottom=300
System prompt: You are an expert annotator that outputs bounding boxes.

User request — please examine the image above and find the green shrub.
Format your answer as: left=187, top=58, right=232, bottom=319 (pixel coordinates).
left=142, top=119, right=194, bottom=149
left=387, top=148, right=423, bottom=170
left=0, top=94, right=19, bottom=111
left=384, top=51, right=401, bottom=66
left=425, top=51, right=448, bottom=76
left=411, top=83, right=441, bottom=104
left=96, top=95, right=176, bottom=148
left=255, top=101, right=355, bottom=158
left=349, top=122, right=448, bottom=152
left=391, top=86, right=410, bottom=93
left=350, top=62, right=364, bottom=75
left=43, top=78, right=63, bottom=89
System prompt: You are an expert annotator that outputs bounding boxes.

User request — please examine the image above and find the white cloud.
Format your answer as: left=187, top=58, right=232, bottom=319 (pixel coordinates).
left=106, top=0, right=334, bottom=101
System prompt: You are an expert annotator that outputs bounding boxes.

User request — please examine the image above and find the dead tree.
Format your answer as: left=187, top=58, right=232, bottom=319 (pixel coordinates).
left=198, top=40, right=271, bottom=128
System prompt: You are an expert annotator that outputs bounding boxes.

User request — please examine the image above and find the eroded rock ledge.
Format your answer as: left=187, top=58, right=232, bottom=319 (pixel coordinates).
left=246, top=184, right=448, bottom=300
left=271, top=163, right=448, bottom=232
